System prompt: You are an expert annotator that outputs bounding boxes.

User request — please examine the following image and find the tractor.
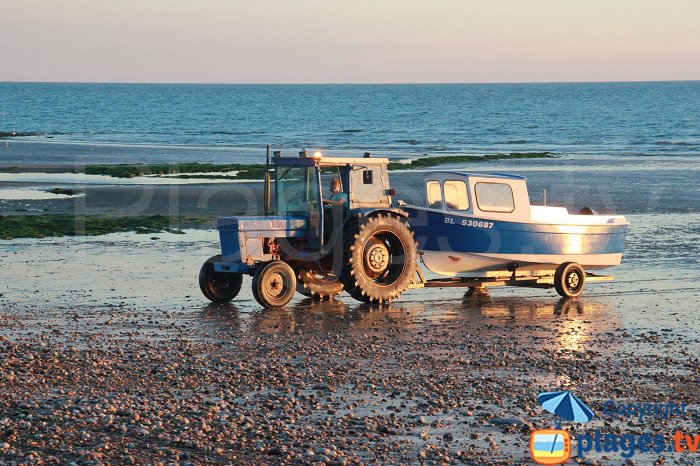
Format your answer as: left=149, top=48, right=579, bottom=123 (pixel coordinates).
left=199, top=149, right=418, bottom=308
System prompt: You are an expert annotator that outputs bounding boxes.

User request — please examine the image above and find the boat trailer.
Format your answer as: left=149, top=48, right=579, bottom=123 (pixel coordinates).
left=409, top=264, right=615, bottom=296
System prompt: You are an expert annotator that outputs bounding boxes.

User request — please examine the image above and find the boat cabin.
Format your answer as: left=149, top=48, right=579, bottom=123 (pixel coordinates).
left=424, top=171, right=533, bottom=222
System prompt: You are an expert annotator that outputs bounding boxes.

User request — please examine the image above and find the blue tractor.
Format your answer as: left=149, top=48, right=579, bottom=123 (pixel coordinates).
left=199, top=150, right=418, bottom=308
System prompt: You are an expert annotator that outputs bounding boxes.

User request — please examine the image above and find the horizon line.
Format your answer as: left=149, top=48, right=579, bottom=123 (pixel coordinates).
left=1, top=78, right=699, bottom=86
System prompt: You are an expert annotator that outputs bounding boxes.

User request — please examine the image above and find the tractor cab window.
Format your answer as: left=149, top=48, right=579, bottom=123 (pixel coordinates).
left=275, top=166, right=320, bottom=215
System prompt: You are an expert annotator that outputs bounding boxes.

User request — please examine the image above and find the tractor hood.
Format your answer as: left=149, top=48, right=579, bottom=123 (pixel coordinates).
left=216, top=215, right=309, bottom=264
left=217, top=216, right=308, bottom=233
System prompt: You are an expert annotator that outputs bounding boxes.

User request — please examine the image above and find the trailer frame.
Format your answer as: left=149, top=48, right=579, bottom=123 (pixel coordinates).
left=409, top=264, right=614, bottom=296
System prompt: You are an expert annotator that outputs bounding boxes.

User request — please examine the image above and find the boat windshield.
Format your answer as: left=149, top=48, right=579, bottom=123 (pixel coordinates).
left=275, top=166, right=320, bottom=215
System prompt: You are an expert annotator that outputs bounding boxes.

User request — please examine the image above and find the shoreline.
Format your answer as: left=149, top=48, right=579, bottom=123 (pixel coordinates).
left=0, top=214, right=215, bottom=240
left=2, top=137, right=699, bottom=169
left=2, top=157, right=699, bottom=238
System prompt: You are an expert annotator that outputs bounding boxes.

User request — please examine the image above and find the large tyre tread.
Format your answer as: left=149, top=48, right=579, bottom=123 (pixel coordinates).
left=339, top=214, right=417, bottom=304
left=296, top=271, right=344, bottom=300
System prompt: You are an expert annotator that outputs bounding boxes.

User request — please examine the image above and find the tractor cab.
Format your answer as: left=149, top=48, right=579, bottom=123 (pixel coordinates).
left=271, top=151, right=394, bottom=247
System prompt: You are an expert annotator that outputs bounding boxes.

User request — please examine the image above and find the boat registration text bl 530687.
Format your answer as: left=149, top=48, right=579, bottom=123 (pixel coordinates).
left=444, top=217, right=494, bottom=229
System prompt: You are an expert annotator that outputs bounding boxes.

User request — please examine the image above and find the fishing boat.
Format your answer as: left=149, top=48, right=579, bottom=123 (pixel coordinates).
left=403, top=171, right=629, bottom=291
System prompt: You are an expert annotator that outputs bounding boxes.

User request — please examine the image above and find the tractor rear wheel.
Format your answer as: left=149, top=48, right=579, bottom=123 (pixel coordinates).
left=199, top=255, right=243, bottom=303
left=296, top=271, right=344, bottom=300
left=252, top=261, right=297, bottom=308
left=341, top=214, right=417, bottom=303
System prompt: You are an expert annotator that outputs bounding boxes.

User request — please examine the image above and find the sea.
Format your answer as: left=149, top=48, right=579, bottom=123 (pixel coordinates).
left=1, top=81, right=699, bottom=165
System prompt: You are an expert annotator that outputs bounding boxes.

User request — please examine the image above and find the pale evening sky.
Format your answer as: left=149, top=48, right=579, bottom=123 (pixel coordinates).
left=2, top=0, right=699, bottom=84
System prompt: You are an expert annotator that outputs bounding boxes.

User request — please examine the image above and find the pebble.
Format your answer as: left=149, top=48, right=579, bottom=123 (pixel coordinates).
left=489, top=417, right=532, bottom=429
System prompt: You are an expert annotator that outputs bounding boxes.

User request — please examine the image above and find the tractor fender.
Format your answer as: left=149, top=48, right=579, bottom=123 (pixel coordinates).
left=346, top=208, right=413, bottom=236
left=351, top=208, right=408, bottom=219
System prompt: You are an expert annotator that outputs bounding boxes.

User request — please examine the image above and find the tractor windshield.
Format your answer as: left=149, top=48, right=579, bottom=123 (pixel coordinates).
left=275, top=166, right=320, bottom=215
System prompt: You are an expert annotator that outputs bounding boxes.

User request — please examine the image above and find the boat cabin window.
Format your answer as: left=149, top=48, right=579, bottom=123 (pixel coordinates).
left=475, top=182, right=515, bottom=213
left=443, top=180, right=469, bottom=210
left=426, top=181, right=442, bottom=208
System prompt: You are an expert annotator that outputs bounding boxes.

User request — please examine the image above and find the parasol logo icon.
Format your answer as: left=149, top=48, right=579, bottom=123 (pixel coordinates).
left=529, top=391, right=594, bottom=464
left=537, top=391, right=595, bottom=423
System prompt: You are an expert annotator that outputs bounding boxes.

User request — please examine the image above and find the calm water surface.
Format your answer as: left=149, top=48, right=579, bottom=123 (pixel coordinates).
left=1, top=81, right=699, bottom=161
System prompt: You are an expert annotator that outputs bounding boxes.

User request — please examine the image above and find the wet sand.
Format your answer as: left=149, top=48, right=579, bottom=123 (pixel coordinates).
left=2, top=153, right=698, bottom=219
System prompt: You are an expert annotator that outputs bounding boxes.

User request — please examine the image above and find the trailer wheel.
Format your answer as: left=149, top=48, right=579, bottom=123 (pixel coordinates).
left=341, top=214, right=417, bottom=303
left=554, top=262, right=586, bottom=298
left=252, top=261, right=297, bottom=308
left=199, top=255, right=243, bottom=303
left=296, top=271, right=344, bottom=300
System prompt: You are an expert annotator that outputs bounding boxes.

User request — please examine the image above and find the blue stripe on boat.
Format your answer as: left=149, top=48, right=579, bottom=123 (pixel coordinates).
left=405, top=208, right=627, bottom=256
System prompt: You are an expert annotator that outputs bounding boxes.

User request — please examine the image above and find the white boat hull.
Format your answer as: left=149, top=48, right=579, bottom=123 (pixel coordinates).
left=421, top=250, right=624, bottom=278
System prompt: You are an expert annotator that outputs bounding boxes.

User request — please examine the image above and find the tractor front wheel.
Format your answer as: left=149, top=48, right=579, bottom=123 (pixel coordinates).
left=252, top=261, right=297, bottom=308
left=341, top=214, right=417, bottom=303
left=199, top=255, right=243, bottom=303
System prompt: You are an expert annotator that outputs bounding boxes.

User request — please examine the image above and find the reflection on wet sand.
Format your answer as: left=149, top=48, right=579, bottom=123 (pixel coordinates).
left=459, top=294, right=609, bottom=320
left=199, top=302, right=243, bottom=330
left=247, top=299, right=423, bottom=335
left=459, top=294, right=615, bottom=352
left=197, top=294, right=616, bottom=355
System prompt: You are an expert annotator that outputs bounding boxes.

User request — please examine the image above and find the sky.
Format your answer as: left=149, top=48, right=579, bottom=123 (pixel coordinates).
left=2, top=0, right=699, bottom=84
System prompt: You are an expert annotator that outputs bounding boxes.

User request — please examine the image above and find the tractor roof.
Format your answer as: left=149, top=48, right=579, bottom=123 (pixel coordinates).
left=273, top=155, right=389, bottom=167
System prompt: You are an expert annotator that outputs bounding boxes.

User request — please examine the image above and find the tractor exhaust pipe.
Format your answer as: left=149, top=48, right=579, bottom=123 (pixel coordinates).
left=264, top=144, right=271, bottom=216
